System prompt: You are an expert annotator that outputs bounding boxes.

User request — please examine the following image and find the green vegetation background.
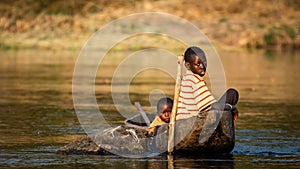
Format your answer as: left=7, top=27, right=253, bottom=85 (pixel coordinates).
left=0, top=0, right=299, bottom=50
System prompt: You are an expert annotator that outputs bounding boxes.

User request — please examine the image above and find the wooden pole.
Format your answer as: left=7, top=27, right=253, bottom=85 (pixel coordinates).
left=134, top=102, right=151, bottom=126
left=168, top=55, right=184, bottom=153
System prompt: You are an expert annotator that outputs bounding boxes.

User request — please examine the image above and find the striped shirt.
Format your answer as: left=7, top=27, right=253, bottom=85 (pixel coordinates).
left=176, top=70, right=216, bottom=120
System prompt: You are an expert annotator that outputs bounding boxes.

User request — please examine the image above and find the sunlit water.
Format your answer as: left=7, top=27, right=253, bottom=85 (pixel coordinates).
left=0, top=49, right=299, bottom=168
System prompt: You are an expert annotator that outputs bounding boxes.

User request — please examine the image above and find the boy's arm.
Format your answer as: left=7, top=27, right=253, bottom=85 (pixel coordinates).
left=211, top=102, right=235, bottom=110
left=211, top=102, right=239, bottom=120
left=147, top=127, right=155, bottom=137
left=147, top=116, right=163, bottom=136
left=192, top=78, right=216, bottom=112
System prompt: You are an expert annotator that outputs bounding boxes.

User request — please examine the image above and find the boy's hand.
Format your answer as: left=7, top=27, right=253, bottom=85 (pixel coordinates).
left=147, top=131, right=154, bottom=137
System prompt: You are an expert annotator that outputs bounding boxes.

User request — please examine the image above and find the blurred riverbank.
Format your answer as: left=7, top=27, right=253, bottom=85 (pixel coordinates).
left=0, top=0, right=299, bottom=51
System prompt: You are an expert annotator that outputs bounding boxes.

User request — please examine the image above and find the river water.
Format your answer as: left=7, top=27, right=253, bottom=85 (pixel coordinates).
left=0, top=49, right=299, bottom=168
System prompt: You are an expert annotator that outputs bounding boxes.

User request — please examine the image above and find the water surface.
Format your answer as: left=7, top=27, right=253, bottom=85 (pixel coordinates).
left=0, top=49, right=299, bottom=168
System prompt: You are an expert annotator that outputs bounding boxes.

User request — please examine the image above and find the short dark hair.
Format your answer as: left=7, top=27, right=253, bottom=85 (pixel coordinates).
left=184, top=46, right=207, bottom=68
left=157, top=97, right=173, bottom=115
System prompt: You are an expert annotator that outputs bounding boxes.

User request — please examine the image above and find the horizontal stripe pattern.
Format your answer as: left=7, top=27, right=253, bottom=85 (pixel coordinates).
left=176, top=70, right=216, bottom=120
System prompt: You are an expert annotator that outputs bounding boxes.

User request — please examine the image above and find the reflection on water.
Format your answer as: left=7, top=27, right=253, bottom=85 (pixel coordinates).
left=221, top=49, right=299, bottom=104
left=0, top=49, right=299, bottom=168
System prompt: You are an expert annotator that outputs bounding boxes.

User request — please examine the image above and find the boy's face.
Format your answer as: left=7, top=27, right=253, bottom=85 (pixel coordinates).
left=159, top=104, right=172, bottom=123
left=186, top=55, right=206, bottom=77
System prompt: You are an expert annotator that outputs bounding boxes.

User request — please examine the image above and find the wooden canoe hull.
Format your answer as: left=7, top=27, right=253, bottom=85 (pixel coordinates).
left=57, top=110, right=235, bottom=156
left=155, top=110, right=235, bottom=154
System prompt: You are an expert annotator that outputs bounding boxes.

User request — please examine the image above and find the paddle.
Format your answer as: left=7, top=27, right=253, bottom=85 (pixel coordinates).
left=168, top=55, right=184, bottom=153
left=135, top=102, right=151, bottom=127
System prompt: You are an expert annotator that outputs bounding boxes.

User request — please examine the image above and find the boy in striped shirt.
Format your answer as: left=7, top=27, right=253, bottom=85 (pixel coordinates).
left=176, top=46, right=239, bottom=120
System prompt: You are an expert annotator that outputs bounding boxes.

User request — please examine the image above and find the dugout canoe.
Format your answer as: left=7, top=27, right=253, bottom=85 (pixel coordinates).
left=57, top=110, right=235, bottom=156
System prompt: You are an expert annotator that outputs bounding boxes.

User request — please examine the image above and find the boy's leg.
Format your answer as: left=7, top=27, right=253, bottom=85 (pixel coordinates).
left=218, top=88, right=239, bottom=120
left=218, top=88, right=239, bottom=105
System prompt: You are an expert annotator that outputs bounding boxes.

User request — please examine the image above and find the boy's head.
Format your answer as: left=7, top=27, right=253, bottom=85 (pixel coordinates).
left=184, top=46, right=207, bottom=77
left=157, top=97, right=173, bottom=123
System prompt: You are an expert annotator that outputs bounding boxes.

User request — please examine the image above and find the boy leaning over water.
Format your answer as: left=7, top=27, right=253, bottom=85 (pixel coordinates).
left=147, top=97, right=173, bottom=137
left=176, top=46, right=239, bottom=121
